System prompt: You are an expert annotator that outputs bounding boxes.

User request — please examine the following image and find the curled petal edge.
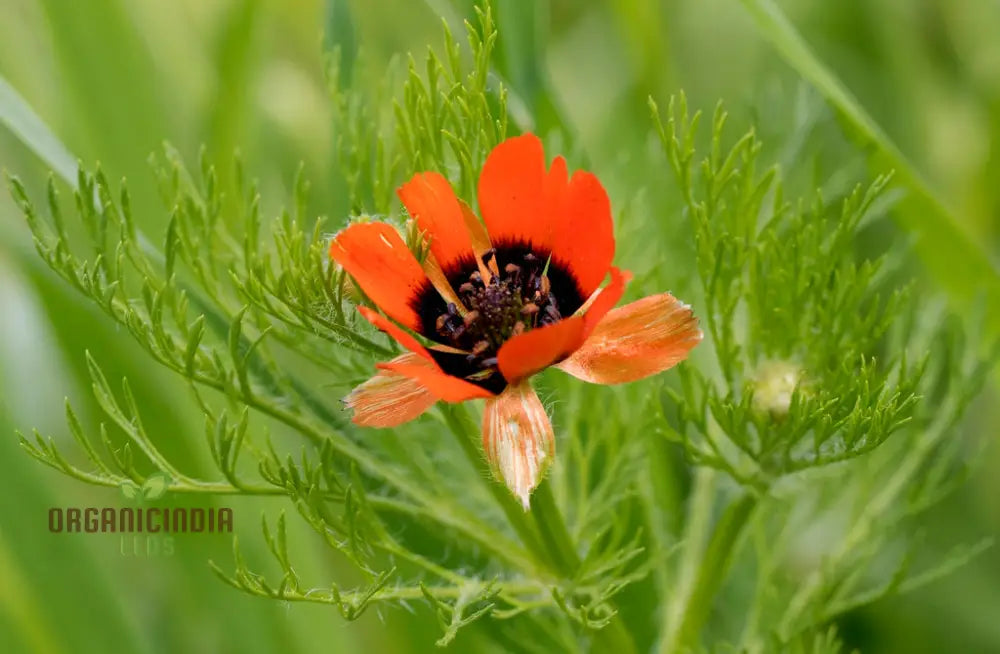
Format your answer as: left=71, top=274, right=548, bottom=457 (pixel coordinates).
left=482, top=382, right=555, bottom=510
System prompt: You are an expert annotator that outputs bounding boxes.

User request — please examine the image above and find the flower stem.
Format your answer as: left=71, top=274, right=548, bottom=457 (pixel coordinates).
left=530, top=478, right=637, bottom=654
left=679, top=492, right=756, bottom=644
left=528, top=479, right=579, bottom=575
left=443, top=403, right=636, bottom=653
left=660, top=469, right=757, bottom=652
left=440, top=403, right=552, bottom=573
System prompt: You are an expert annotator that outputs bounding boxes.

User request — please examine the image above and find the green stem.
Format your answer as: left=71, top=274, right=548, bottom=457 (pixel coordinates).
left=531, top=479, right=636, bottom=654
left=529, top=479, right=579, bottom=575
left=443, top=404, right=636, bottom=653
left=441, top=403, right=552, bottom=574
left=660, top=467, right=717, bottom=653
left=671, top=488, right=758, bottom=650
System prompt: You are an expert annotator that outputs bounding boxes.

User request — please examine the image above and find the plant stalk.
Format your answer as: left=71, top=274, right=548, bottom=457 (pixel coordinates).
left=441, top=403, right=553, bottom=573
left=661, top=471, right=757, bottom=652
left=529, top=479, right=579, bottom=575
left=443, top=403, right=636, bottom=653
left=530, top=478, right=637, bottom=654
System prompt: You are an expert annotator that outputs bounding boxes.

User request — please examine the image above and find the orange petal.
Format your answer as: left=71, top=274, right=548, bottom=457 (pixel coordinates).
left=556, top=293, right=702, bottom=384
left=550, top=169, right=616, bottom=298
left=478, top=134, right=553, bottom=249
left=496, top=267, right=629, bottom=384
left=459, top=199, right=496, bottom=280
left=496, top=316, right=586, bottom=385
left=357, top=306, right=433, bottom=362
left=544, top=155, right=569, bottom=218
left=579, top=266, right=629, bottom=342
left=378, top=360, right=495, bottom=402
left=422, top=251, right=468, bottom=314
left=345, top=353, right=437, bottom=427
left=360, top=306, right=498, bottom=400
left=478, top=135, right=615, bottom=298
left=482, top=382, right=555, bottom=510
left=399, top=172, right=474, bottom=272
left=329, top=222, right=429, bottom=331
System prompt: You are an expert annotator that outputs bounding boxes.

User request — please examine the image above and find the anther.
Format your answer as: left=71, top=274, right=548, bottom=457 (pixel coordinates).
left=512, top=321, right=526, bottom=336
left=472, top=340, right=490, bottom=356
left=463, top=310, right=480, bottom=327
left=520, top=303, right=539, bottom=315
left=459, top=282, right=476, bottom=294
left=505, top=263, right=521, bottom=276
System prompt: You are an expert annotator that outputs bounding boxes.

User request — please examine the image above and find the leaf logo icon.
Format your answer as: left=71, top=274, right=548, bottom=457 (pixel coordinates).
left=142, top=474, right=171, bottom=501
left=118, top=474, right=171, bottom=503
left=119, top=480, right=140, bottom=501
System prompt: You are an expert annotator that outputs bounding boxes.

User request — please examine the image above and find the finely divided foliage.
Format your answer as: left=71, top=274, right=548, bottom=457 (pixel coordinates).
left=7, top=2, right=997, bottom=652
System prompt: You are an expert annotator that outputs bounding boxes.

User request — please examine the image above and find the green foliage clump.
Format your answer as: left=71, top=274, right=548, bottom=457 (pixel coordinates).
left=6, top=2, right=996, bottom=652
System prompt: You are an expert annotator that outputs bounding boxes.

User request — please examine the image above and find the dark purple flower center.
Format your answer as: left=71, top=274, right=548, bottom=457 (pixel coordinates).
left=412, top=241, right=585, bottom=393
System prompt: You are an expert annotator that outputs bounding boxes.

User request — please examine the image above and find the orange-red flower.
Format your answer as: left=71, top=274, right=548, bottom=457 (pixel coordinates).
left=331, top=134, right=702, bottom=509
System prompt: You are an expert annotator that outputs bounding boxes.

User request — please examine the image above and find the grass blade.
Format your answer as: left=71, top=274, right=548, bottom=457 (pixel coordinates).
left=0, top=75, right=78, bottom=183
left=737, top=0, right=1000, bottom=332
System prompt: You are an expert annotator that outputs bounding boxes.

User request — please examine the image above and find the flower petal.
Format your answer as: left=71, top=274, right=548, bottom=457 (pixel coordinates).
left=357, top=306, right=433, bottom=362
left=378, top=359, right=495, bottom=402
left=345, top=353, right=437, bottom=427
left=330, top=222, right=429, bottom=331
left=496, top=317, right=586, bottom=385
left=478, top=134, right=552, bottom=249
left=549, top=168, right=615, bottom=298
left=459, top=199, right=496, bottom=280
left=422, top=252, right=468, bottom=314
left=482, top=382, right=554, bottom=510
left=359, top=305, right=498, bottom=399
left=478, top=135, right=615, bottom=298
left=398, top=172, right=475, bottom=272
left=579, top=266, right=628, bottom=340
left=496, top=267, right=628, bottom=384
left=556, top=293, right=702, bottom=384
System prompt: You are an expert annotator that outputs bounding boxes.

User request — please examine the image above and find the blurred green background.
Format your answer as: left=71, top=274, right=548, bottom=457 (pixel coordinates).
left=0, top=0, right=998, bottom=652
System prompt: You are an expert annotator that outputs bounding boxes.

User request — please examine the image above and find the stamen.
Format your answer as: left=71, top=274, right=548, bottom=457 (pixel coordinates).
left=436, top=245, right=567, bottom=385
left=435, top=314, right=450, bottom=333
